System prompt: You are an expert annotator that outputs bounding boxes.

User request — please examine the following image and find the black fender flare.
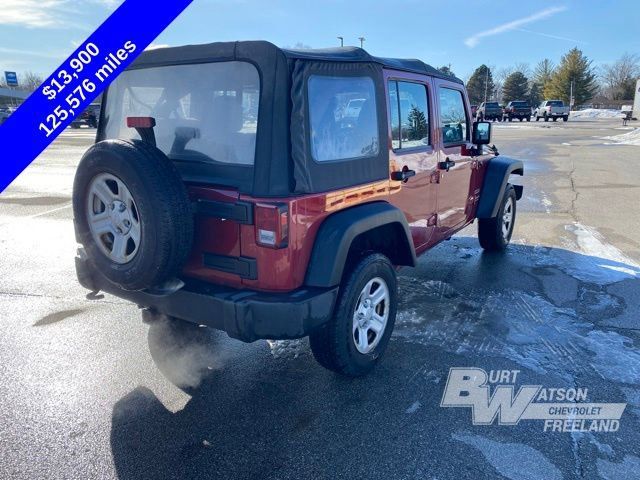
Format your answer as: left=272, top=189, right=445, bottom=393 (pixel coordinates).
left=305, top=201, right=416, bottom=288
left=476, top=156, right=524, bottom=219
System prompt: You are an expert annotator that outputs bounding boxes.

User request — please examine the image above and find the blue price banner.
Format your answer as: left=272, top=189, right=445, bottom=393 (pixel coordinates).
left=0, top=0, right=193, bottom=193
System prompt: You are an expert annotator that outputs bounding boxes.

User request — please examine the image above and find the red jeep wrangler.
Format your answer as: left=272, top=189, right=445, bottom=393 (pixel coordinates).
left=73, top=41, right=523, bottom=376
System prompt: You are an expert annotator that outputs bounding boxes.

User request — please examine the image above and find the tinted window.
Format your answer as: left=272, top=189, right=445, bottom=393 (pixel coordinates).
left=389, top=81, right=430, bottom=150
left=103, top=61, right=259, bottom=166
left=486, top=102, right=499, bottom=107
left=548, top=100, right=564, bottom=107
left=512, top=101, right=528, bottom=107
left=438, top=88, right=468, bottom=145
left=308, top=75, right=379, bottom=162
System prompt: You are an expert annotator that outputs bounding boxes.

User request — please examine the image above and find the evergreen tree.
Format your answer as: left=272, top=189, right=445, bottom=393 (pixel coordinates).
left=544, top=48, right=598, bottom=106
left=502, top=71, right=529, bottom=103
left=438, top=65, right=456, bottom=78
left=533, top=59, right=555, bottom=91
left=407, top=105, right=428, bottom=141
left=527, top=82, right=542, bottom=107
left=466, top=65, right=494, bottom=105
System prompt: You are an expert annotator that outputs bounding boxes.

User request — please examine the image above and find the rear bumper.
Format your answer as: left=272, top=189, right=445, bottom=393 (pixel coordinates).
left=75, top=253, right=338, bottom=342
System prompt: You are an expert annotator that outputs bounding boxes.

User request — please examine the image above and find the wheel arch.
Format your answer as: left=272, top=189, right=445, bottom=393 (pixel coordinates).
left=305, top=201, right=416, bottom=288
left=476, top=156, right=524, bottom=219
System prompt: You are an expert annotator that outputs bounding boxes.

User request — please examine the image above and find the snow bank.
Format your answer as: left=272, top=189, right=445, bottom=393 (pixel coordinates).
left=571, top=108, right=623, bottom=120
left=602, top=128, right=640, bottom=146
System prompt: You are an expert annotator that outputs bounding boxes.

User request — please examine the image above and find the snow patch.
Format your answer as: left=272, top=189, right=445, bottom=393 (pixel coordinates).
left=571, top=108, right=623, bottom=120
left=564, top=223, right=640, bottom=282
left=405, top=401, right=421, bottom=414
left=267, top=339, right=308, bottom=359
left=602, top=128, right=640, bottom=146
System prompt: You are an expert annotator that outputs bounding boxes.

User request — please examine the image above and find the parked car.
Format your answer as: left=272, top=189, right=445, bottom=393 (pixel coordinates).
left=502, top=101, right=531, bottom=122
left=73, top=41, right=523, bottom=377
left=476, top=101, right=502, bottom=121
left=534, top=100, right=569, bottom=122
left=0, top=106, right=17, bottom=124
left=71, top=103, right=100, bottom=128
left=471, top=104, right=478, bottom=118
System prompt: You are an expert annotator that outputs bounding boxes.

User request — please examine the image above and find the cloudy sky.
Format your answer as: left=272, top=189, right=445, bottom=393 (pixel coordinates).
left=0, top=0, right=639, bottom=81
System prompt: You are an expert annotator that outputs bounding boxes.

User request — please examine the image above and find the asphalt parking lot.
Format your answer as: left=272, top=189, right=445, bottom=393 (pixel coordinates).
left=0, top=119, right=639, bottom=479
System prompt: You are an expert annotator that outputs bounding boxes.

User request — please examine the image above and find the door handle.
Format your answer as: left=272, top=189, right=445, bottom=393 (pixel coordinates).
left=391, top=167, right=416, bottom=183
left=438, top=157, right=456, bottom=172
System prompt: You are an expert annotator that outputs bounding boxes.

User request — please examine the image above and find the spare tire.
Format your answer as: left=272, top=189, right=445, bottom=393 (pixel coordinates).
left=73, top=139, right=193, bottom=290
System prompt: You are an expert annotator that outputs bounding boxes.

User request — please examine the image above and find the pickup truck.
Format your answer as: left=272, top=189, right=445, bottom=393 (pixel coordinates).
left=477, top=101, right=502, bottom=121
left=502, top=101, right=531, bottom=122
left=534, top=100, right=569, bottom=122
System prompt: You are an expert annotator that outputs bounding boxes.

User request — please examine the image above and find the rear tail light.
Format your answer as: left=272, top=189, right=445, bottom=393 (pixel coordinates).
left=255, top=203, right=289, bottom=248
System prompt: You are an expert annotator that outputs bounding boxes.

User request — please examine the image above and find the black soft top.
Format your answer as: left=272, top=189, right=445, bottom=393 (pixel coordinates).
left=130, top=40, right=463, bottom=84
left=117, top=41, right=463, bottom=196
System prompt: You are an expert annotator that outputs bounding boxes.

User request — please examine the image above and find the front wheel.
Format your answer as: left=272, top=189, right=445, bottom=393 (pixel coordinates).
left=309, top=253, right=397, bottom=376
left=563, top=116, right=568, bottom=122
left=478, top=185, right=517, bottom=251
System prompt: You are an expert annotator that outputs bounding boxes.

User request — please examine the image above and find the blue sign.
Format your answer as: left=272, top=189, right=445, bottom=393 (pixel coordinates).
left=0, top=0, right=193, bottom=193
left=4, top=71, right=18, bottom=87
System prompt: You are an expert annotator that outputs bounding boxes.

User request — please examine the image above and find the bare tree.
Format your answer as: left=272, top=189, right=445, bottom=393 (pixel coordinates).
left=513, top=62, right=531, bottom=77
left=600, top=53, right=640, bottom=100
left=18, top=71, right=44, bottom=92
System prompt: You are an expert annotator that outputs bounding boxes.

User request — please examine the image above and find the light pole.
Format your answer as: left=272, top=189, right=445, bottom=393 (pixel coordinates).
left=358, top=37, right=365, bottom=48
left=484, top=66, right=489, bottom=103
left=337, top=36, right=344, bottom=47
left=569, top=78, right=574, bottom=111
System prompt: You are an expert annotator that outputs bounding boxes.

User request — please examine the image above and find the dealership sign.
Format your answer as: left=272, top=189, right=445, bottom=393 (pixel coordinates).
left=441, top=368, right=626, bottom=432
left=4, top=71, right=18, bottom=87
left=0, top=0, right=193, bottom=193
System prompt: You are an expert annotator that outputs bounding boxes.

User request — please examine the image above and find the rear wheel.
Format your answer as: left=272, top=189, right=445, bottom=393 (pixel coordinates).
left=544, top=113, right=549, bottom=122
left=309, top=253, right=397, bottom=376
left=478, top=185, right=517, bottom=251
left=563, top=115, right=568, bottom=122
left=552, top=116, right=557, bottom=122
left=535, top=115, right=540, bottom=122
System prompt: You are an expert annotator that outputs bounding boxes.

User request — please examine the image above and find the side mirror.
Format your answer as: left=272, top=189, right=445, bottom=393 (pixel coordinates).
left=472, top=121, right=491, bottom=145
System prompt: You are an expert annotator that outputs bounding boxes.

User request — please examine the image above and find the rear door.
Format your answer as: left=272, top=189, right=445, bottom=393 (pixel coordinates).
left=433, top=80, right=475, bottom=234
left=384, top=70, right=439, bottom=252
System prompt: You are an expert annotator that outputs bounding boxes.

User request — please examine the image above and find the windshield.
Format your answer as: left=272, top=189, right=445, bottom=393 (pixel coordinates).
left=103, top=61, right=260, bottom=168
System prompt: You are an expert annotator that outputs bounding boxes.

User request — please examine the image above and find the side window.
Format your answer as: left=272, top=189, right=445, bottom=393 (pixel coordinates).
left=389, top=80, right=430, bottom=150
left=307, top=75, right=379, bottom=162
left=438, top=87, right=468, bottom=145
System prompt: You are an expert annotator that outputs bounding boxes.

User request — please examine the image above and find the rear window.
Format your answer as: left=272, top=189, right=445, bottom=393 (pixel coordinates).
left=103, top=61, right=260, bottom=167
left=486, top=102, right=499, bottom=107
left=307, top=75, right=379, bottom=162
left=548, top=100, right=564, bottom=107
left=511, top=101, right=528, bottom=107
